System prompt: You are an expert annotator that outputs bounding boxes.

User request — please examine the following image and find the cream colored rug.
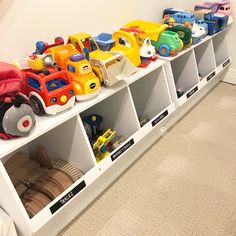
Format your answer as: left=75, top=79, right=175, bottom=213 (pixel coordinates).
left=59, top=82, right=236, bottom=236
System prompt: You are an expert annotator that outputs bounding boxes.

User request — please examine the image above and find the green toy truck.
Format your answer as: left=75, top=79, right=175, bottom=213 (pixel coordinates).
left=126, top=20, right=183, bottom=57
left=168, top=25, right=192, bottom=48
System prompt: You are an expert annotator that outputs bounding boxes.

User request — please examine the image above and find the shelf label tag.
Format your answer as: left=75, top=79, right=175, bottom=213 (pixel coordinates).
left=223, top=59, right=230, bottom=68
left=187, top=86, right=198, bottom=99
left=50, top=180, right=86, bottom=214
left=111, top=139, right=134, bottom=161
left=152, top=110, right=169, bottom=127
left=207, top=71, right=216, bottom=82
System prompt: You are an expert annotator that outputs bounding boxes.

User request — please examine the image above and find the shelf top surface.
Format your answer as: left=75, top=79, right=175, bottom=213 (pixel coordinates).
left=0, top=28, right=231, bottom=160
left=0, top=59, right=165, bottom=159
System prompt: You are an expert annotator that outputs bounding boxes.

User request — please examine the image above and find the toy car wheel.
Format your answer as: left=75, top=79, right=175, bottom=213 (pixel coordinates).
left=29, top=96, right=45, bottom=116
left=159, top=44, right=171, bottom=57
left=185, top=38, right=192, bottom=48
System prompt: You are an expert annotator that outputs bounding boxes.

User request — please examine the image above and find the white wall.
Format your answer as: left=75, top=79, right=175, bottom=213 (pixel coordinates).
left=228, top=1, right=236, bottom=64
left=0, top=0, right=200, bottom=62
left=0, top=0, right=234, bottom=69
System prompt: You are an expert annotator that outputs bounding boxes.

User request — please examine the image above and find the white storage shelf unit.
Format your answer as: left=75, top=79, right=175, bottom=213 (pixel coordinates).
left=0, top=29, right=232, bottom=236
left=161, top=30, right=231, bottom=107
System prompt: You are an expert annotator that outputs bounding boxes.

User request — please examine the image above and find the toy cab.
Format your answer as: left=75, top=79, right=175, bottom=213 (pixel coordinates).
left=23, top=69, right=75, bottom=115
left=66, top=54, right=101, bottom=100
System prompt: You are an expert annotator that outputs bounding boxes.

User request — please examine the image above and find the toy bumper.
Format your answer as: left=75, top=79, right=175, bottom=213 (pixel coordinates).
left=75, top=88, right=101, bottom=101
left=44, top=96, right=75, bottom=115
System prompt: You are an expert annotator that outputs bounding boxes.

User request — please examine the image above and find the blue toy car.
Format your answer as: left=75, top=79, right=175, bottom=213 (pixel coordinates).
left=196, top=19, right=208, bottom=31
left=163, top=8, right=196, bottom=25
left=172, top=12, right=196, bottom=25
left=194, top=9, right=229, bottom=35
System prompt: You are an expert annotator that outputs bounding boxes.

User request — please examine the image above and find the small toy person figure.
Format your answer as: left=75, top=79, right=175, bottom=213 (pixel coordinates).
left=168, top=17, right=176, bottom=28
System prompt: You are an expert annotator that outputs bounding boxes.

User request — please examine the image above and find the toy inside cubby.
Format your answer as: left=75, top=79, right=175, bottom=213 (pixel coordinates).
left=194, top=39, right=217, bottom=79
left=170, top=50, right=199, bottom=98
left=129, top=67, right=172, bottom=127
left=80, top=87, right=140, bottom=159
left=1, top=115, right=95, bottom=218
left=212, top=30, right=230, bottom=67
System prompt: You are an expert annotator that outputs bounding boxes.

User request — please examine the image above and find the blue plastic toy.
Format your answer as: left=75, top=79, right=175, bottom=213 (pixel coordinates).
left=92, top=33, right=115, bottom=51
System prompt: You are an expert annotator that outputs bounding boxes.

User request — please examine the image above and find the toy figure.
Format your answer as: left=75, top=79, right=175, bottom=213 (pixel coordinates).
left=83, top=114, right=103, bottom=143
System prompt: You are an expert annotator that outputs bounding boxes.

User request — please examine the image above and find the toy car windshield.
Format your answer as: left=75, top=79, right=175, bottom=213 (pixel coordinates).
left=46, top=78, right=69, bottom=92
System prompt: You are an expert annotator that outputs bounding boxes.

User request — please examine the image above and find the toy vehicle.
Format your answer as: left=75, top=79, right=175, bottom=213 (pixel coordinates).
left=33, top=37, right=64, bottom=55
left=26, top=54, right=59, bottom=71
left=163, top=8, right=196, bottom=25
left=126, top=20, right=183, bottom=57
left=111, top=30, right=141, bottom=67
left=217, top=4, right=231, bottom=16
left=194, top=9, right=228, bottom=35
left=23, top=69, right=75, bottom=115
left=169, top=24, right=192, bottom=47
left=191, top=22, right=208, bottom=44
left=48, top=44, right=101, bottom=101
left=0, top=94, right=36, bottom=140
left=196, top=19, right=209, bottom=32
left=92, top=33, right=115, bottom=51
left=93, top=128, right=116, bottom=162
left=163, top=16, right=192, bottom=47
left=194, top=0, right=232, bottom=15
left=67, top=33, right=138, bottom=86
left=171, top=12, right=196, bottom=25
left=111, top=28, right=156, bottom=67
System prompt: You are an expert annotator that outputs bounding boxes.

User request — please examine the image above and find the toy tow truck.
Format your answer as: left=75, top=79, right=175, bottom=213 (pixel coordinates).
left=125, top=20, right=183, bottom=57
left=67, top=33, right=138, bottom=87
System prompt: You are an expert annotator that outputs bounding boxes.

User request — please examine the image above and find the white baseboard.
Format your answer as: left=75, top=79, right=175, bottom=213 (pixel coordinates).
left=223, top=68, right=236, bottom=85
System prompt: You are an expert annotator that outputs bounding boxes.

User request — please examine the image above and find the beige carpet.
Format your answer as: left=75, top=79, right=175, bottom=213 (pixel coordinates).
left=59, top=82, right=236, bottom=236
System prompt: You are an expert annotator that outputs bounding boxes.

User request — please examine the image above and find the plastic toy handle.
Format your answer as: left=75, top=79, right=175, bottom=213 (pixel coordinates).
left=83, top=48, right=90, bottom=61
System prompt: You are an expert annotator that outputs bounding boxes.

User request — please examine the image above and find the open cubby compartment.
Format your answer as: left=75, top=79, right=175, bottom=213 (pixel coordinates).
left=170, top=50, right=199, bottom=99
left=194, top=39, right=217, bottom=79
left=0, top=115, right=95, bottom=219
left=129, top=66, right=173, bottom=127
left=212, top=30, right=230, bottom=67
left=80, top=87, right=140, bottom=159
left=25, top=115, right=96, bottom=173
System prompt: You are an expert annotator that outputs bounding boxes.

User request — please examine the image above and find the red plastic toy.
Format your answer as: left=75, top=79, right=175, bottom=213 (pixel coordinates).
left=23, top=68, right=75, bottom=115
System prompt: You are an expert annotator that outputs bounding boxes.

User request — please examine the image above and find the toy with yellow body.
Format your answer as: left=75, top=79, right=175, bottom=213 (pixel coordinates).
left=93, top=129, right=116, bottom=162
left=67, top=33, right=138, bottom=86
left=111, top=30, right=141, bottom=67
left=47, top=44, right=101, bottom=100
